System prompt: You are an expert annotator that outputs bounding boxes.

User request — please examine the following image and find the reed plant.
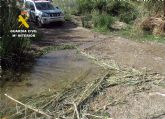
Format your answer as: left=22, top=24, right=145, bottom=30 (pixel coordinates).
left=1, top=0, right=31, bottom=70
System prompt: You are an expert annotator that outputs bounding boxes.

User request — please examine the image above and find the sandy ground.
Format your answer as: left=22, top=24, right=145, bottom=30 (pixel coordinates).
left=34, top=22, right=165, bottom=119
left=84, top=36, right=165, bottom=74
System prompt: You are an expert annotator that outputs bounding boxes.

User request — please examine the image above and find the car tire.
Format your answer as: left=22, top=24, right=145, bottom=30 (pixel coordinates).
left=58, top=21, right=64, bottom=26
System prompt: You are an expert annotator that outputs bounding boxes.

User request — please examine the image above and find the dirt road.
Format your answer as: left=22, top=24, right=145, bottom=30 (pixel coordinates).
left=35, top=22, right=165, bottom=74
left=32, top=22, right=165, bottom=119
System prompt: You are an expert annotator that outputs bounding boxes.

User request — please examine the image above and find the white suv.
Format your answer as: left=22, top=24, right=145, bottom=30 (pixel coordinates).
left=24, top=0, right=64, bottom=27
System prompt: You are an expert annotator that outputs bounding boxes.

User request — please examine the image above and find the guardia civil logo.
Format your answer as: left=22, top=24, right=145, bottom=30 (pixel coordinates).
left=18, top=11, right=29, bottom=28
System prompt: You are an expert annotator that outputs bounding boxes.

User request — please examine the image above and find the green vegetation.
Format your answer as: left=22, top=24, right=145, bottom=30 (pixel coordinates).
left=75, top=0, right=137, bottom=28
left=92, top=12, right=115, bottom=31
left=112, top=27, right=165, bottom=43
left=1, top=0, right=32, bottom=70
left=82, top=11, right=115, bottom=31
left=144, top=0, right=164, bottom=15
left=77, top=0, right=138, bottom=23
left=1, top=0, right=43, bottom=72
left=55, top=0, right=164, bottom=42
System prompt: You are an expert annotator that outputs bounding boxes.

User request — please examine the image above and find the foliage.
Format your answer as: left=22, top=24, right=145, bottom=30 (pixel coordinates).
left=92, top=11, right=115, bottom=31
left=112, top=26, right=165, bottom=43
left=76, top=0, right=165, bottom=39
left=106, top=1, right=138, bottom=23
left=76, top=0, right=108, bottom=14
left=93, top=0, right=107, bottom=12
left=82, top=14, right=92, bottom=28
left=1, top=0, right=31, bottom=70
left=144, top=0, right=164, bottom=15
left=81, top=11, right=115, bottom=31
left=76, top=0, right=138, bottom=23
left=76, top=0, right=95, bottom=14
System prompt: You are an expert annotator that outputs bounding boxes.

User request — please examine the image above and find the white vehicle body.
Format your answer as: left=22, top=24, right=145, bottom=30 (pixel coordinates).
left=24, top=0, right=64, bottom=26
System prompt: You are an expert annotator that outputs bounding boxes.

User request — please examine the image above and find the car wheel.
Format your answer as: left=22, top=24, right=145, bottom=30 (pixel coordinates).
left=58, top=21, right=64, bottom=26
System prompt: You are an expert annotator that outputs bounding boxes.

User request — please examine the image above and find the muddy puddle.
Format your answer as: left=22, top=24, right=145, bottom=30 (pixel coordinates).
left=1, top=50, right=105, bottom=99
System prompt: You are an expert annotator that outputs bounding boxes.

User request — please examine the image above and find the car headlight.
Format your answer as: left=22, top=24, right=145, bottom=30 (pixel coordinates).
left=42, top=13, right=49, bottom=17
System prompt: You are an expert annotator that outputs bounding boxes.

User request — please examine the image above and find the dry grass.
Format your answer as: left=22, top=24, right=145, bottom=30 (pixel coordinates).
left=140, top=16, right=165, bottom=36
left=4, top=71, right=112, bottom=119
left=3, top=50, right=165, bottom=119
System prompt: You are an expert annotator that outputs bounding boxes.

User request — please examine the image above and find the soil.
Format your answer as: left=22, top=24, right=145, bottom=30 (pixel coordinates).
left=34, top=22, right=165, bottom=75
left=32, top=21, right=165, bottom=119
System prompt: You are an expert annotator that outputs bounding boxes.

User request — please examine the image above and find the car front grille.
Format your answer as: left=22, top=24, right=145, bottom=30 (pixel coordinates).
left=49, top=13, right=61, bottom=17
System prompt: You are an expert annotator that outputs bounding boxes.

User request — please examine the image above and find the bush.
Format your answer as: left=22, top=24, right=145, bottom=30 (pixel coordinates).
left=93, top=0, right=107, bottom=12
left=1, top=0, right=31, bottom=70
left=76, top=0, right=138, bottom=23
left=144, top=0, right=164, bottom=15
left=92, top=11, right=115, bottom=31
left=76, top=0, right=107, bottom=14
left=119, top=10, right=138, bottom=23
left=82, top=14, right=92, bottom=28
left=76, top=0, right=95, bottom=14
left=140, top=17, right=165, bottom=36
left=106, top=1, right=138, bottom=23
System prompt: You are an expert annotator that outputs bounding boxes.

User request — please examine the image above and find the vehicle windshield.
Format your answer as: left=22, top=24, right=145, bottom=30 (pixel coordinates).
left=35, top=2, right=54, bottom=10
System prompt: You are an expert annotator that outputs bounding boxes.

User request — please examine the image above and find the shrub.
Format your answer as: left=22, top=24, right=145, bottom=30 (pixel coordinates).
left=82, top=14, right=92, bottom=28
left=119, top=10, right=138, bottom=23
left=76, top=0, right=107, bottom=14
left=76, top=0, right=138, bottom=23
left=76, top=0, right=95, bottom=14
left=64, top=12, right=72, bottom=21
left=1, top=0, right=31, bottom=70
left=106, top=1, right=138, bottom=23
left=140, top=17, right=165, bottom=36
left=92, top=11, right=115, bottom=31
left=144, top=0, right=164, bottom=15
left=93, top=0, right=107, bottom=12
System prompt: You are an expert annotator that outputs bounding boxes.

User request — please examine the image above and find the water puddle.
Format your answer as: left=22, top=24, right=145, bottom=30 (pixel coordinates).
left=1, top=50, right=105, bottom=98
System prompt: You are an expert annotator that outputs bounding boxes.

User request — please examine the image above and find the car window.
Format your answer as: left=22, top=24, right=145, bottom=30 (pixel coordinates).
left=25, top=1, right=35, bottom=10
left=25, top=1, right=30, bottom=9
left=29, top=2, right=35, bottom=10
left=35, top=2, right=54, bottom=10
